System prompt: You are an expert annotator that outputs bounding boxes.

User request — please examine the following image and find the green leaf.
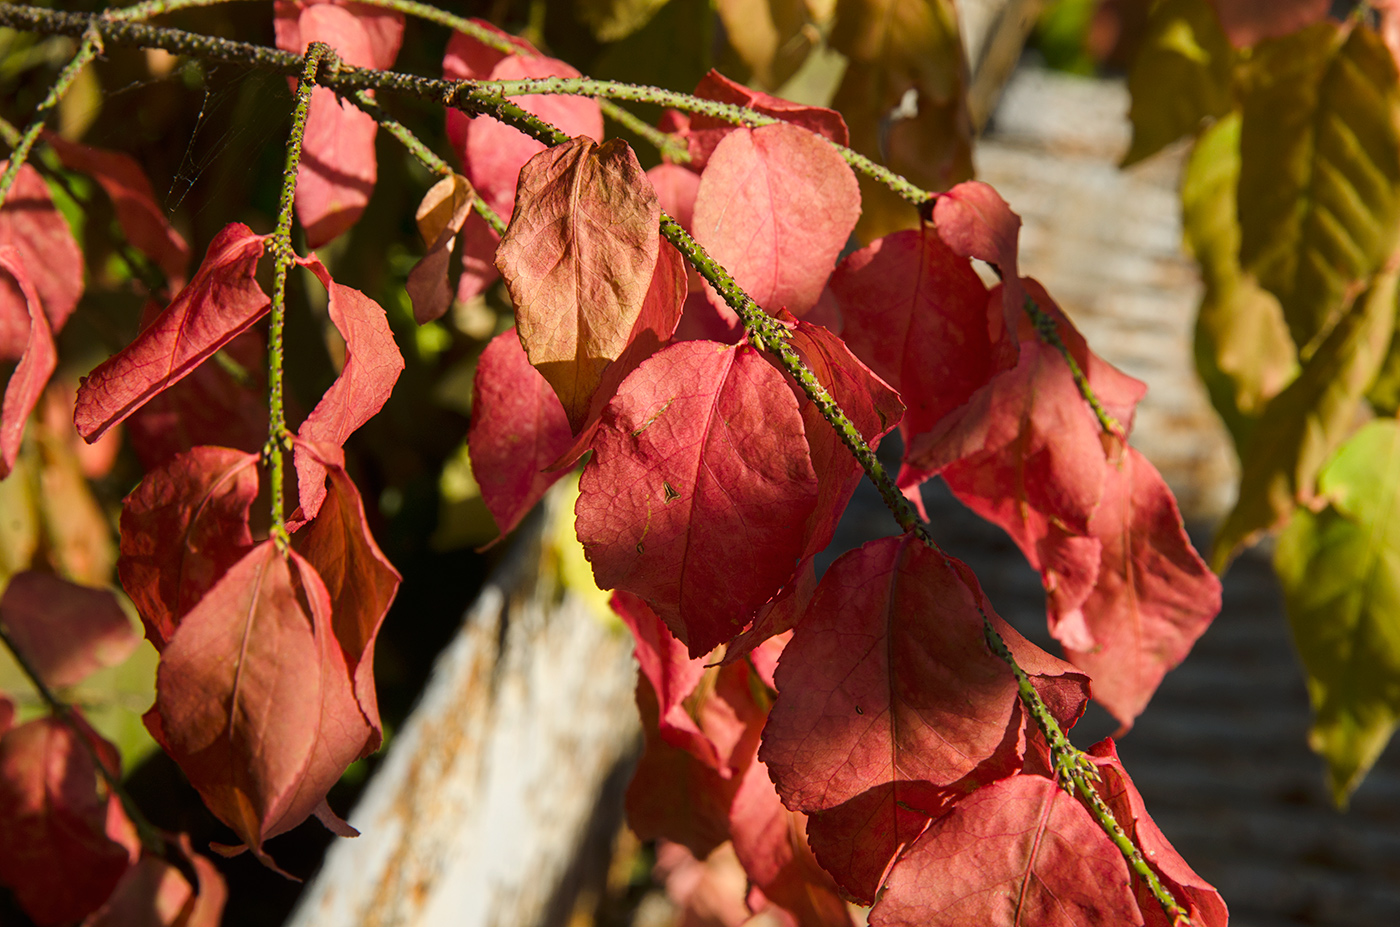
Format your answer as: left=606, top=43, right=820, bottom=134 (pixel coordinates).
left=575, top=0, right=672, bottom=41
left=1182, top=111, right=1298, bottom=450
left=1212, top=264, right=1397, bottom=569
left=1367, top=322, right=1400, bottom=416
left=1123, top=0, right=1235, bottom=167
left=1276, top=419, right=1400, bottom=806
left=1238, top=22, right=1400, bottom=356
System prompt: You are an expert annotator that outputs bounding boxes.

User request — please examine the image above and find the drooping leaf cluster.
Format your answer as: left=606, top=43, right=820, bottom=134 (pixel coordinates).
left=10, top=0, right=1370, bottom=923
left=1124, top=0, right=1400, bottom=805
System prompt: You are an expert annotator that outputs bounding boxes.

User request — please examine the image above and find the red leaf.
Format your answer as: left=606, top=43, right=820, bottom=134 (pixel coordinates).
left=686, top=70, right=850, bottom=171
left=868, top=774, right=1139, bottom=927
left=932, top=181, right=1026, bottom=332
left=126, top=322, right=267, bottom=469
left=785, top=316, right=904, bottom=561
left=1209, top=0, right=1329, bottom=48
left=293, top=438, right=400, bottom=746
left=454, top=53, right=604, bottom=222
left=1061, top=449, right=1222, bottom=730
left=74, top=223, right=270, bottom=443
left=293, top=253, right=404, bottom=522
left=0, top=717, right=133, bottom=926
left=802, top=783, right=933, bottom=905
left=728, top=757, right=854, bottom=927
left=577, top=341, right=819, bottom=655
left=612, top=591, right=715, bottom=764
left=149, top=541, right=338, bottom=861
left=653, top=841, right=754, bottom=927
left=905, top=324, right=1114, bottom=578
left=0, top=571, right=137, bottom=688
left=280, top=3, right=382, bottom=247
left=44, top=133, right=190, bottom=288
left=275, top=1, right=404, bottom=71
left=118, top=447, right=260, bottom=651
left=0, top=161, right=83, bottom=357
left=441, top=23, right=537, bottom=183
left=466, top=328, right=573, bottom=538
left=760, top=535, right=1089, bottom=900
left=828, top=225, right=1003, bottom=471
left=85, top=832, right=228, bottom=927
left=692, top=124, right=859, bottom=318
left=622, top=601, right=769, bottom=858
left=1088, top=740, right=1229, bottom=927
left=647, top=162, right=700, bottom=232
left=626, top=677, right=745, bottom=859
left=498, top=137, right=662, bottom=431
left=0, top=248, right=57, bottom=478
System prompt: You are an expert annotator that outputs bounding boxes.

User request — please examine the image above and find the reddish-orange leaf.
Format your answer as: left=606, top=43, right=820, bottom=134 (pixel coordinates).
left=869, top=774, right=1139, bottom=927
left=0, top=716, right=134, bottom=926
left=86, top=832, right=228, bottom=927
left=692, top=124, right=859, bottom=318
left=257, top=551, right=373, bottom=845
left=686, top=70, right=850, bottom=170
left=802, top=783, right=933, bottom=905
left=452, top=51, right=604, bottom=222
left=1061, top=449, right=1221, bottom=730
left=442, top=23, right=537, bottom=202
left=293, top=253, right=404, bottom=522
left=44, top=133, right=190, bottom=288
left=126, top=322, right=267, bottom=469
left=760, top=535, right=1089, bottom=896
left=74, top=223, right=270, bottom=443
left=467, top=328, right=573, bottom=538
left=830, top=225, right=1006, bottom=464
left=612, top=591, right=715, bottom=765
left=498, top=137, right=661, bottom=432
left=932, top=181, right=1026, bottom=332
left=0, top=571, right=136, bottom=688
left=1210, top=0, right=1329, bottom=48
left=280, top=3, right=382, bottom=247
left=149, top=541, right=324, bottom=862
left=626, top=677, right=745, bottom=859
left=622, top=599, right=768, bottom=858
left=0, top=248, right=56, bottom=478
left=293, top=438, right=400, bottom=745
left=1088, top=739, right=1229, bottom=927
left=275, top=1, right=404, bottom=71
left=0, top=161, right=82, bottom=357
left=407, top=172, right=474, bottom=325
left=647, top=162, right=700, bottom=232
left=118, top=446, right=260, bottom=650
left=577, top=341, right=818, bottom=655
left=728, top=757, right=854, bottom=927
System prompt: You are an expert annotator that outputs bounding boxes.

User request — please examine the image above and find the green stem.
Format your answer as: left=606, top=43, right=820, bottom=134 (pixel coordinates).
left=1024, top=296, right=1123, bottom=436
left=598, top=98, right=690, bottom=163
left=265, top=41, right=328, bottom=544
left=345, top=89, right=506, bottom=234
left=0, top=623, right=167, bottom=857
left=351, top=89, right=451, bottom=176
left=0, top=24, right=102, bottom=208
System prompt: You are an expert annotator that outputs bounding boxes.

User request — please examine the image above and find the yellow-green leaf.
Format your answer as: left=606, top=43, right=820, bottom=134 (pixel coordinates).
left=715, top=0, right=815, bottom=91
left=1212, top=264, right=1397, bottom=569
left=1124, top=0, right=1235, bottom=166
left=575, top=0, right=672, bottom=42
left=830, top=0, right=973, bottom=242
left=1183, top=111, right=1298, bottom=450
left=1276, top=419, right=1400, bottom=806
left=1367, top=322, right=1400, bottom=415
left=1238, top=22, right=1400, bottom=356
